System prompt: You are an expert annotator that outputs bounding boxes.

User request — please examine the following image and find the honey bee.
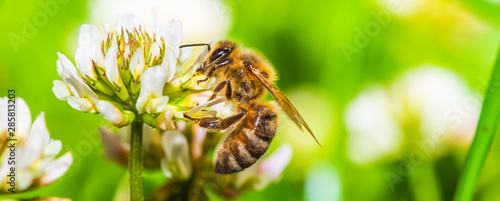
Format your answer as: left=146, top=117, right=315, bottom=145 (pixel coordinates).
left=182, top=40, right=320, bottom=174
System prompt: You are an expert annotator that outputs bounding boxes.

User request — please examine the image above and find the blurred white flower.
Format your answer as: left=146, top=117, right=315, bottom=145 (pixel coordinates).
left=375, top=0, right=423, bottom=18
left=234, top=143, right=293, bottom=190
left=345, top=65, right=479, bottom=164
left=345, top=85, right=402, bottom=164
left=305, top=162, right=342, bottom=201
left=161, top=130, right=192, bottom=180
left=257, top=144, right=293, bottom=180
left=0, top=97, right=73, bottom=193
left=0, top=98, right=31, bottom=140
left=88, top=0, right=231, bottom=42
left=99, top=126, right=130, bottom=167
left=191, top=124, right=207, bottom=159
left=390, top=66, right=479, bottom=144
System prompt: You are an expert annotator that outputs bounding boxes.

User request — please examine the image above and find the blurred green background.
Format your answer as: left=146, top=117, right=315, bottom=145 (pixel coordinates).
left=1, top=0, right=500, bottom=200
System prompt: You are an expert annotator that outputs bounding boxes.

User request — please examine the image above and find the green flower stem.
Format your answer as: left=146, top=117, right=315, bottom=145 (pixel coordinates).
left=130, top=119, right=143, bottom=201
left=454, top=44, right=500, bottom=201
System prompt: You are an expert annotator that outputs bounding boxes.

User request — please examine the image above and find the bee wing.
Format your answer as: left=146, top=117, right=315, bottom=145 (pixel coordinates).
left=246, top=66, right=322, bottom=147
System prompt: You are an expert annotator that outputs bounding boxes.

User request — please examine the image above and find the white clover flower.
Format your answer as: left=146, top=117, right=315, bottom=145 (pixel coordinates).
left=0, top=97, right=73, bottom=193
left=345, top=65, right=479, bottom=164
left=53, top=14, right=214, bottom=129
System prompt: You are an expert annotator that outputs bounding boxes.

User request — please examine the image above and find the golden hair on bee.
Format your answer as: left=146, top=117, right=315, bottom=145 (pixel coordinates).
left=183, top=40, right=320, bottom=174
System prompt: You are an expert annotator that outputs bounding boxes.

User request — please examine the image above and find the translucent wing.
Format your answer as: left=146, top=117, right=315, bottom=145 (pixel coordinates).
left=246, top=65, right=322, bottom=147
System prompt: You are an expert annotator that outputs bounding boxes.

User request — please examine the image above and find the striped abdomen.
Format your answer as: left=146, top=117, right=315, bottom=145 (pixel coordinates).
left=214, top=102, right=278, bottom=174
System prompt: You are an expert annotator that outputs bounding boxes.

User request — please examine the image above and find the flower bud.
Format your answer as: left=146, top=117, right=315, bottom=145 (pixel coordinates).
left=96, top=100, right=135, bottom=127
left=161, top=130, right=192, bottom=180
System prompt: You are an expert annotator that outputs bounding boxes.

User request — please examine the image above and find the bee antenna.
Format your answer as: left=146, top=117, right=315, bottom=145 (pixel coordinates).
left=179, top=43, right=211, bottom=51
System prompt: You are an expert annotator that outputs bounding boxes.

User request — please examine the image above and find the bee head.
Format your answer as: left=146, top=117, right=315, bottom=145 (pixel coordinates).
left=196, top=41, right=237, bottom=75
left=208, top=47, right=231, bottom=63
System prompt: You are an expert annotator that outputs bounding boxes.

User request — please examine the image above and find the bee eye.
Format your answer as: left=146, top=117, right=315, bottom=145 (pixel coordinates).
left=209, top=47, right=230, bottom=63
left=243, top=60, right=252, bottom=68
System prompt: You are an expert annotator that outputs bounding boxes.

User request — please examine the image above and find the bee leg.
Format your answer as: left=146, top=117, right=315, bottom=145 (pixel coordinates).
left=197, top=60, right=232, bottom=85
left=186, top=97, right=225, bottom=117
left=183, top=108, right=247, bottom=130
left=196, top=77, right=210, bottom=85
left=197, top=67, right=216, bottom=85
left=208, top=81, right=232, bottom=101
left=225, top=81, right=232, bottom=100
